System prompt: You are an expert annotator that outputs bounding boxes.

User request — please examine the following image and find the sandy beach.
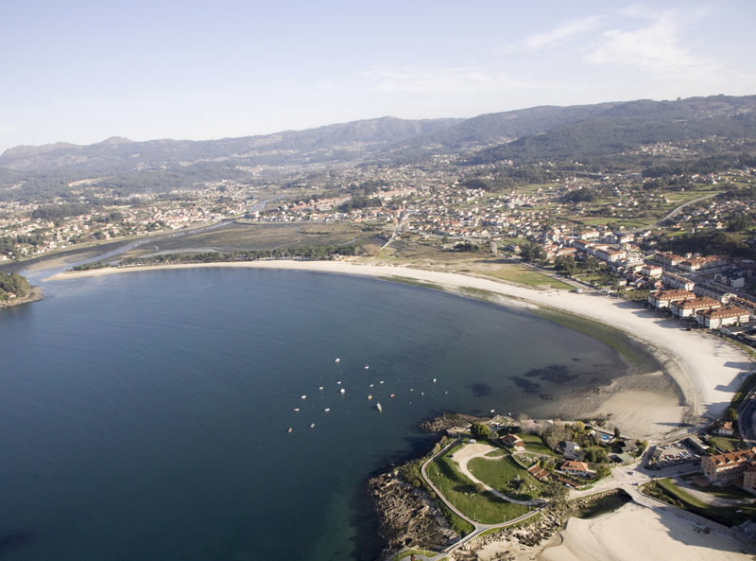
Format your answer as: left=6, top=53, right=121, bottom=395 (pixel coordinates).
left=539, top=502, right=754, bottom=561
left=50, top=259, right=753, bottom=439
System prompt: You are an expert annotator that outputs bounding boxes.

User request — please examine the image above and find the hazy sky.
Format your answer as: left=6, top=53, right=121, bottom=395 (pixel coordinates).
left=2, top=0, right=755, bottom=152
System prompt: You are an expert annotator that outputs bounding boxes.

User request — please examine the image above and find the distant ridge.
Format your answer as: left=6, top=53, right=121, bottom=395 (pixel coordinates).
left=1, top=94, right=755, bottom=196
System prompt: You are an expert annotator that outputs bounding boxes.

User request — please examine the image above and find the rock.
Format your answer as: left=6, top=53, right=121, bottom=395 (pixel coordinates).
left=369, top=471, right=457, bottom=559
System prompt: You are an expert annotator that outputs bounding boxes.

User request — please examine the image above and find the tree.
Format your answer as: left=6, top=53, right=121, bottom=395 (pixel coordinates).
left=542, top=480, right=568, bottom=508
left=595, top=465, right=611, bottom=479
left=470, top=423, right=492, bottom=441
left=725, top=407, right=739, bottom=422
left=521, top=241, right=546, bottom=263
left=613, top=426, right=621, bottom=439
left=554, top=255, right=577, bottom=276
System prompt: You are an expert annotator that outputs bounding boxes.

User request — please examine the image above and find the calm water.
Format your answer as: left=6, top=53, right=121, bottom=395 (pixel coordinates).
left=0, top=268, right=626, bottom=560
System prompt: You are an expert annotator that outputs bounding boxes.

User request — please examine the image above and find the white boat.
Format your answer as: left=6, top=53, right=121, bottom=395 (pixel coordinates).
left=319, top=386, right=324, bottom=391
left=324, top=408, right=330, bottom=413
left=301, top=395, right=307, bottom=400
left=340, top=388, right=346, bottom=394
left=367, top=395, right=373, bottom=400
left=376, top=402, right=383, bottom=412
left=287, top=427, right=293, bottom=433
left=335, top=358, right=340, bottom=363
left=310, top=423, right=315, bottom=428
left=293, top=408, right=300, bottom=412
left=364, top=365, right=369, bottom=370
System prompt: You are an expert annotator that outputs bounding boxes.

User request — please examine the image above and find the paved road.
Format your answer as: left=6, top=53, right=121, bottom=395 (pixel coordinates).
left=738, top=387, right=756, bottom=445
left=416, top=439, right=544, bottom=561
left=407, top=444, right=756, bottom=560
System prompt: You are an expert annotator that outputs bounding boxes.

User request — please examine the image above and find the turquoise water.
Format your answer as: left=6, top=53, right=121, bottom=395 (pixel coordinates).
left=0, top=268, right=625, bottom=560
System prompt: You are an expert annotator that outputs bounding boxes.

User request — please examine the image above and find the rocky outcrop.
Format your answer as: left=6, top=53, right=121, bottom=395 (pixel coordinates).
left=369, top=471, right=458, bottom=558
left=419, top=413, right=486, bottom=433
left=0, top=287, right=44, bottom=308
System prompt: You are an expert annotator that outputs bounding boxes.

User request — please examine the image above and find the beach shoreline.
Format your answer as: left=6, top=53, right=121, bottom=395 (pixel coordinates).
left=48, top=259, right=754, bottom=438
left=47, top=259, right=756, bottom=561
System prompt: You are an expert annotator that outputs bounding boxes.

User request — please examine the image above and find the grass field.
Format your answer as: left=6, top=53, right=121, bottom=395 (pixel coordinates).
left=119, top=222, right=373, bottom=259
left=471, top=263, right=575, bottom=291
left=468, top=455, right=545, bottom=500
left=519, top=434, right=558, bottom=456
left=708, top=436, right=743, bottom=453
left=650, top=478, right=756, bottom=526
left=426, top=448, right=530, bottom=524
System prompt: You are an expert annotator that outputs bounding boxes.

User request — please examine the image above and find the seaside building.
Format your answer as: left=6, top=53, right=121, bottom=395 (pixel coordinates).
left=702, top=447, right=756, bottom=492
left=648, top=289, right=696, bottom=310
left=560, top=461, right=593, bottom=478
left=696, top=306, right=751, bottom=329
left=654, top=251, right=686, bottom=268
left=500, top=434, right=525, bottom=449
left=662, top=271, right=695, bottom=291
left=670, top=297, right=721, bottom=318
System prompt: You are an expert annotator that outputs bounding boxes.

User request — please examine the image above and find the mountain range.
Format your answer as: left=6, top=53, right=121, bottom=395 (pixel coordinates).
left=2, top=94, right=755, bottom=197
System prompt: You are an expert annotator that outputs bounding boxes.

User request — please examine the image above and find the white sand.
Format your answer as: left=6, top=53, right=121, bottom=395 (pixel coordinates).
left=539, top=503, right=754, bottom=561
left=49, top=260, right=754, bottom=436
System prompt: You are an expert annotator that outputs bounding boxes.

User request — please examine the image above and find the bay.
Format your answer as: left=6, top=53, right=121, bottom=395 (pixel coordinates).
left=0, top=268, right=626, bottom=560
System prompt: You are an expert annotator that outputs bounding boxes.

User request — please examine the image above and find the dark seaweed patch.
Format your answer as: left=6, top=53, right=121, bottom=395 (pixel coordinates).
left=513, top=377, right=540, bottom=394
left=469, top=383, right=493, bottom=397
left=523, top=364, right=579, bottom=385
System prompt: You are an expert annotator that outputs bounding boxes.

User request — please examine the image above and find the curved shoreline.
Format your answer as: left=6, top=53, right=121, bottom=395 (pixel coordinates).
left=47, top=260, right=753, bottom=434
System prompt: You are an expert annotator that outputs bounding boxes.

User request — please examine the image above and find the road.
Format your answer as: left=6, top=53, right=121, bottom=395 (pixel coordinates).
left=407, top=443, right=756, bottom=560
left=738, top=385, right=756, bottom=445
left=416, top=439, right=544, bottom=561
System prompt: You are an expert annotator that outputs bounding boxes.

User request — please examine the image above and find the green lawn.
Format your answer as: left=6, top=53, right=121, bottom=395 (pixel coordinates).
left=468, top=455, right=545, bottom=500
left=650, top=479, right=756, bottom=527
left=519, top=434, right=558, bottom=456
left=426, top=451, right=530, bottom=524
left=478, top=264, right=574, bottom=291
left=709, top=436, right=742, bottom=453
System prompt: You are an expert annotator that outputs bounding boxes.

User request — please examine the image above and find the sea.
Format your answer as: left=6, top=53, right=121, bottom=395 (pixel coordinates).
left=0, top=267, right=628, bottom=561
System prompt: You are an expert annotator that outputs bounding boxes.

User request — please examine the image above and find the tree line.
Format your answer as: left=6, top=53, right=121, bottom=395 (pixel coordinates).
left=0, top=272, right=31, bottom=299
left=113, top=243, right=362, bottom=268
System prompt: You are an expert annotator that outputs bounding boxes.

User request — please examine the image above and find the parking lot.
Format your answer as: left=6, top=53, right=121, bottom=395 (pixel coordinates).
left=648, top=440, right=700, bottom=469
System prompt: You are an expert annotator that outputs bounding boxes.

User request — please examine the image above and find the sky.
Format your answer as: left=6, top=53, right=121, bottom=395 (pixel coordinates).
left=1, top=0, right=755, bottom=152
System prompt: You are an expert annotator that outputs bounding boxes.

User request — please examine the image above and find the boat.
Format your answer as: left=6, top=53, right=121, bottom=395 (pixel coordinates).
left=390, top=393, right=395, bottom=398
left=432, top=378, right=437, bottom=383
left=340, top=388, right=346, bottom=394
left=287, top=427, right=293, bottom=433
left=367, top=395, right=373, bottom=400
left=379, top=380, right=384, bottom=385
left=301, top=395, right=307, bottom=400
left=310, top=423, right=315, bottom=428
left=335, top=358, right=340, bottom=363
left=376, top=402, right=383, bottom=412
left=293, top=408, right=300, bottom=412
left=364, top=365, right=369, bottom=370
left=324, top=408, right=330, bottom=413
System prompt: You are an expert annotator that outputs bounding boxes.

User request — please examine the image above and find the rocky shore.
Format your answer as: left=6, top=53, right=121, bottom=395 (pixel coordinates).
left=0, top=287, right=44, bottom=308
left=419, top=412, right=493, bottom=433
left=369, top=470, right=458, bottom=557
